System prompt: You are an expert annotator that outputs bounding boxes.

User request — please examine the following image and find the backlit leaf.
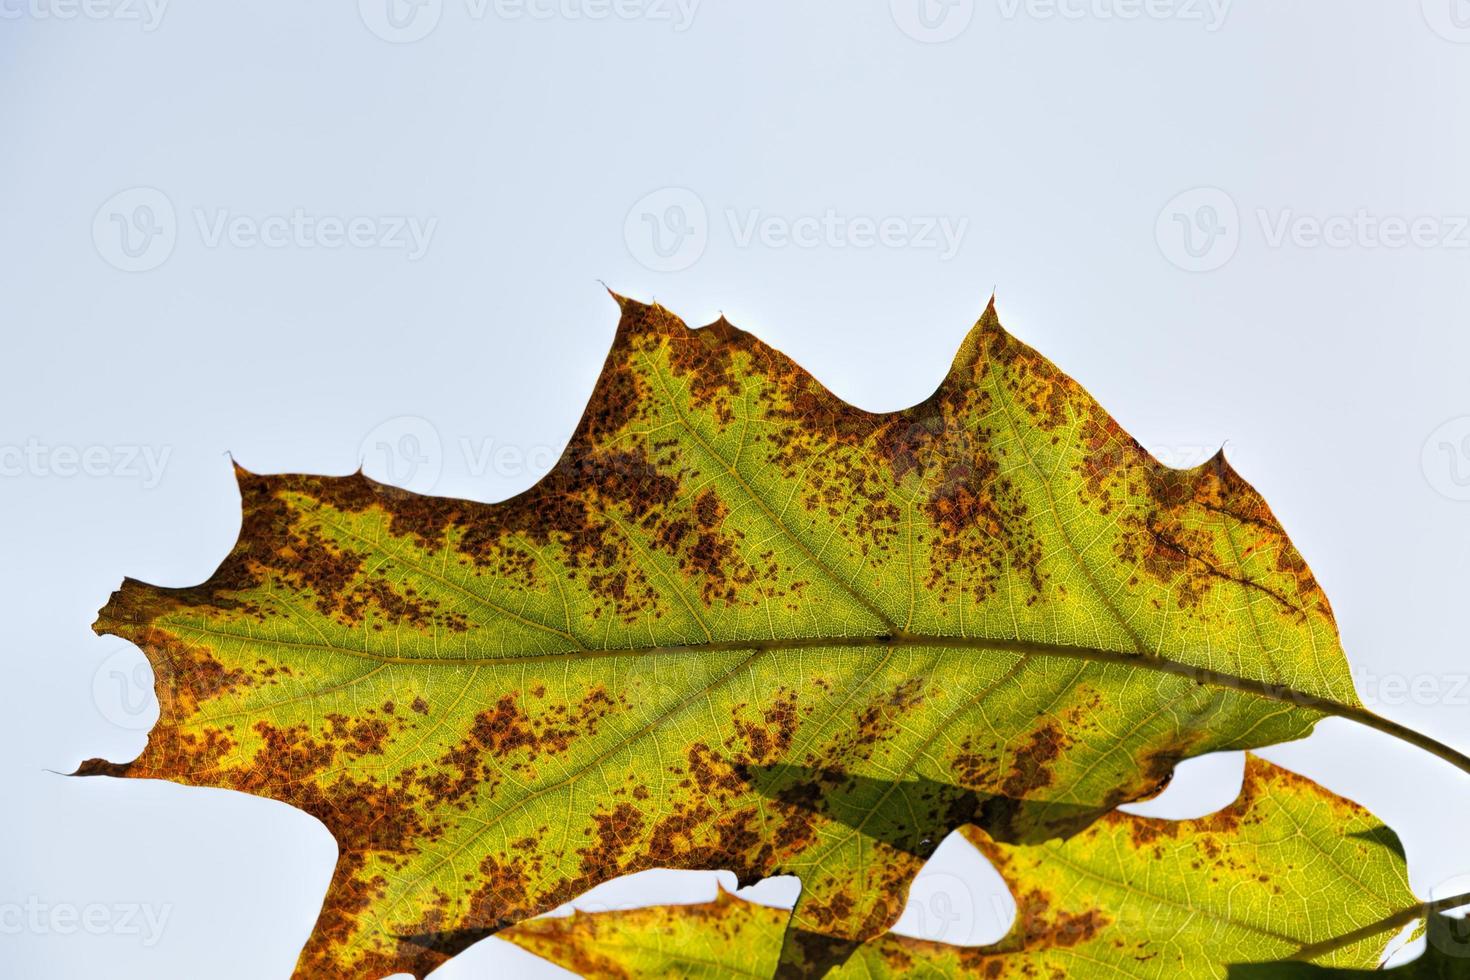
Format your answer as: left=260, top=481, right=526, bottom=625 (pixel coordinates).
left=504, top=887, right=789, bottom=979
left=1230, top=906, right=1470, bottom=977
left=502, top=757, right=1419, bottom=978
left=80, top=296, right=1397, bottom=977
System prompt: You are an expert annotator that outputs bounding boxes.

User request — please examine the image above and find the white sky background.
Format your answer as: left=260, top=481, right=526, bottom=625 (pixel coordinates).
left=3, top=1, right=1470, bottom=976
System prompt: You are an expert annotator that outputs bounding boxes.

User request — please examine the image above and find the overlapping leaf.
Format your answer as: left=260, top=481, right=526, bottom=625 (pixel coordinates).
left=1231, top=916, right=1470, bottom=978
left=82, top=295, right=1377, bottom=977
left=503, top=757, right=1419, bottom=978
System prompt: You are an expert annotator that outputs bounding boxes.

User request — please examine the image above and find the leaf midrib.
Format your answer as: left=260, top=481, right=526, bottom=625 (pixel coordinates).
left=145, top=617, right=1470, bottom=778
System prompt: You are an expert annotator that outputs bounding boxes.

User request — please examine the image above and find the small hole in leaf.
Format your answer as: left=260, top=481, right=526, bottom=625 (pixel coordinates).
left=890, top=829, right=1015, bottom=947
left=1119, top=750, right=1245, bottom=820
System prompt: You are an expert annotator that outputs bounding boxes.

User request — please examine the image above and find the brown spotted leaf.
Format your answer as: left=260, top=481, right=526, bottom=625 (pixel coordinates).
left=1231, top=900, right=1470, bottom=977
left=83, top=296, right=1391, bottom=977
left=1230, top=916, right=1470, bottom=978
left=503, top=886, right=789, bottom=978
left=502, top=757, right=1419, bottom=978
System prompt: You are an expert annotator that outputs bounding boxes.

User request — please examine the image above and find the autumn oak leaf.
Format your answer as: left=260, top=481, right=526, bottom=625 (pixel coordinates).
left=77, top=295, right=1457, bottom=978
left=501, top=757, right=1421, bottom=978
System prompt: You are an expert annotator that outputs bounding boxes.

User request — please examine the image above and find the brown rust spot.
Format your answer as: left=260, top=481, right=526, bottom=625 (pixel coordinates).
left=730, top=689, right=799, bottom=765
left=665, top=316, right=741, bottom=425
left=429, top=687, right=617, bottom=804
left=1001, top=723, right=1070, bottom=799
left=1010, top=886, right=1110, bottom=951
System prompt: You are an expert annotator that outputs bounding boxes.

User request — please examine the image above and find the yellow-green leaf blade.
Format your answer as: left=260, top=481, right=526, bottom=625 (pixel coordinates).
left=504, top=887, right=789, bottom=979
left=940, top=755, right=1415, bottom=976
left=83, top=298, right=1372, bottom=976
left=503, top=757, right=1417, bottom=979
